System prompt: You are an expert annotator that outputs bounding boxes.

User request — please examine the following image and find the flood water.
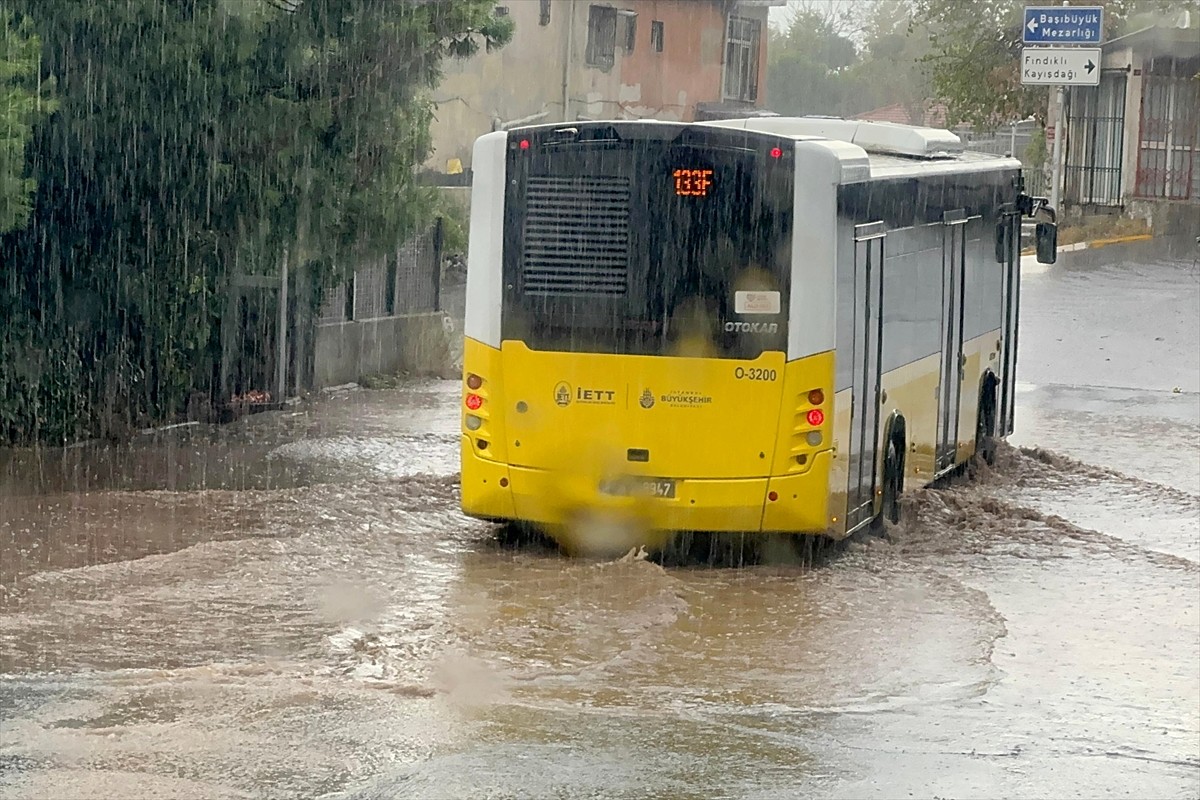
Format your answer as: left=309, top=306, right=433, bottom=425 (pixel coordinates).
left=1, top=241, right=1198, bottom=799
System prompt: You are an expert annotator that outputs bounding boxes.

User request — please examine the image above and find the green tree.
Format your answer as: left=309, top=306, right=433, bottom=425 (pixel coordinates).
left=0, top=12, right=53, bottom=233
left=0, top=0, right=510, bottom=444
left=846, top=1, right=934, bottom=122
left=767, top=8, right=859, bottom=116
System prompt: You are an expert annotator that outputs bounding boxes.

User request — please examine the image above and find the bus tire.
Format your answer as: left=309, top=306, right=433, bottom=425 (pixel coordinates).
left=873, top=438, right=903, bottom=533
left=975, top=392, right=997, bottom=467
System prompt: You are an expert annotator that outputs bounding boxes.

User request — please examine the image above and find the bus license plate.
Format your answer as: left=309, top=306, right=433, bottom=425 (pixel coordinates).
left=599, top=477, right=676, bottom=499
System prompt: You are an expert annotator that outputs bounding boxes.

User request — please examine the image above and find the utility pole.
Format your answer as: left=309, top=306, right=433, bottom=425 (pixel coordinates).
left=1049, top=0, right=1068, bottom=210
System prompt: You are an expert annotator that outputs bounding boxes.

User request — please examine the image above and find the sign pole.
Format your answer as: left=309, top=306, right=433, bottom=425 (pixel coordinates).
left=1049, top=0, right=1069, bottom=211
left=1051, top=85, right=1065, bottom=210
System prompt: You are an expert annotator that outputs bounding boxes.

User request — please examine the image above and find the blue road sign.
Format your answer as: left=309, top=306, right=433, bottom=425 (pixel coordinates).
left=1023, top=6, right=1104, bottom=44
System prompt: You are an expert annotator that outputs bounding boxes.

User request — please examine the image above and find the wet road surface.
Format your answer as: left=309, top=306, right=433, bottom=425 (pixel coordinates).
left=1, top=239, right=1198, bottom=799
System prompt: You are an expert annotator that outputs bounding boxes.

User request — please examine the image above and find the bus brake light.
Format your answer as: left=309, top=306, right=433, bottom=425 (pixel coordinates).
left=770, top=147, right=783, bottom=159
left=519, top=139, right=531, bottom=150
left=806, top=409, right=825, bottom=426
left=465, top=393, right=483, bottom=410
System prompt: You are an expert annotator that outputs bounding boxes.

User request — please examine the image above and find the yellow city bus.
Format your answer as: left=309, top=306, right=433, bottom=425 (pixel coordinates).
left=459, top=117, right=1056, bottom=554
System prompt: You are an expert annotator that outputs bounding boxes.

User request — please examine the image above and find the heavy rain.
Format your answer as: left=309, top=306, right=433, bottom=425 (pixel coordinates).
left=2, top=1, right=1198, bottom=799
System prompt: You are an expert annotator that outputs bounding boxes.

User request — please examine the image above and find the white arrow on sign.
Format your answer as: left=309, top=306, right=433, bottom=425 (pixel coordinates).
left=1020, top=46, right=1102, bottom=86
left=1027, top=17, right=1038, bottom=33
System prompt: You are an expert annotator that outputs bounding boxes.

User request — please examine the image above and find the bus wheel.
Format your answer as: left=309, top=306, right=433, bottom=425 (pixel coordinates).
left=975, top=397, right=997, bottom=467
left=874, top=439, right=903, bottom=532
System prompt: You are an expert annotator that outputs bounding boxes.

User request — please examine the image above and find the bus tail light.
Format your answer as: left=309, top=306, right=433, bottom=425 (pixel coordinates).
left=465, top=393, right=484, bottom=411
left=465, top=415, right=483, bottom=431
left=807, top=389, right=825, bottom=405
left=466, top=373, right=483, bottom=390
left=806, top=409, right=825, bottom=427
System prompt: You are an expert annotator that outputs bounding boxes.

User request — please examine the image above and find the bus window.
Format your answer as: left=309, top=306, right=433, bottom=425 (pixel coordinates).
left=502, top=132, right=793, bottom=360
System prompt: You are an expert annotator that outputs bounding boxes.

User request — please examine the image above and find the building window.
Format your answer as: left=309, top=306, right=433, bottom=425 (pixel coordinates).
left=1064, top=76, right=1126, bottom=206
left=650, top=20, right=664, bottom=53
left=723, top=16, right=761, bottom=103
left=539, top=0, right=551, bottom=26
left=586, top=5, right=618, bottom=69
left=1135, top=54, right=1200, bottom=201
left=619, top=10, right=637, bottom=53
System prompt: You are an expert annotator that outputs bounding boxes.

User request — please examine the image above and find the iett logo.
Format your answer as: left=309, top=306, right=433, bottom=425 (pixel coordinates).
left=554, top=382, right=572, bottom=407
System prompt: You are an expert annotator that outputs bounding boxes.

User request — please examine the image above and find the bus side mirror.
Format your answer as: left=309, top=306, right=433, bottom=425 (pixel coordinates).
left=1036, top=222, right=1058, bottom=264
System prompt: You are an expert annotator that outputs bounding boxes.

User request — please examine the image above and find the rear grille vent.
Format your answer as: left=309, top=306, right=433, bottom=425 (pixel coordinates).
left=521, top=176, right=630, bottom=297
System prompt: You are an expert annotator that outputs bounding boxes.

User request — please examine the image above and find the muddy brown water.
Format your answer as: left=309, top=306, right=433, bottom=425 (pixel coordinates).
left=1, top=402, right=1196, bottom=799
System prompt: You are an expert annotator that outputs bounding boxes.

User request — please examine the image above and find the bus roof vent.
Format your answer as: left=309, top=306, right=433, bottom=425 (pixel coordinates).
left=702, top=116, right=964, bottom=159
left=850, top=121, right=964, bottom=158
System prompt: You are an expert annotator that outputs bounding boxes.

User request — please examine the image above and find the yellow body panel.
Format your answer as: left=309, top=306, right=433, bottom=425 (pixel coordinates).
left=461, top=329, right=1001, bottom=544
left=461, top=338, right=833, bottom=538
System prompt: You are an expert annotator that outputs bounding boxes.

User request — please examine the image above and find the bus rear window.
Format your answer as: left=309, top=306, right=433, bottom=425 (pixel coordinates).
left=501, top=133, right=793, bottom=360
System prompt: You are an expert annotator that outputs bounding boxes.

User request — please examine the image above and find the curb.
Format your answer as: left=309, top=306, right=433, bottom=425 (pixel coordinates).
left=1020, top=232, right=1153, bottom=257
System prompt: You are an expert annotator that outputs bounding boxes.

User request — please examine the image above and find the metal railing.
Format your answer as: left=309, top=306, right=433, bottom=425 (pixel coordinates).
left=318, top=218, right=444, bottom=325
left=1023, top=167, right=1049, bottom=198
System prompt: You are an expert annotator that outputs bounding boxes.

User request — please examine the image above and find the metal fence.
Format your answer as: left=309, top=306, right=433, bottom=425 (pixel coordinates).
left=1023, top=166, right=1048, bottom=198
left=959, top=120, right=1039, bottom=160
left=958, top=121, right=1051, bottom=199
left=317, top=219, right=444, bottom=325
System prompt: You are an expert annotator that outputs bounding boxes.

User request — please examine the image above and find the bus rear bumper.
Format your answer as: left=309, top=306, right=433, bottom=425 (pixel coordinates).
left=461, top=436, right=832, bottom=535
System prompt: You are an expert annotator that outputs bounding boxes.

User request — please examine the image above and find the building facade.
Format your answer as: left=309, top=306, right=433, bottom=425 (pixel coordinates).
left=1060, top=20, right=1199, bottom=232
left=425, top=0, right=785, bottom=179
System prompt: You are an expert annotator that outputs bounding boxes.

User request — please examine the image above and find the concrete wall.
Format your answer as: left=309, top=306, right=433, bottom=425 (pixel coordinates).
left=426, top=0, right=771, bottom=175
left=313, top=313, right=455, bottom=388
left=1099, top=43, right=1143, bottom=202
left=1127, top=198, right=1200, bottom=236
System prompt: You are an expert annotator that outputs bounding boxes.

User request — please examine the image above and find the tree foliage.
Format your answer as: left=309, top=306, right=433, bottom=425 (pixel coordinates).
left=850, top=1, right=935, bottom=122
left=767, top=8, right=858, bottom=116
left=0, top=12, right=54, bottom=233
left=766, top=2, right=933, bottom=120
left=0, top=0, right=510, bottom=444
